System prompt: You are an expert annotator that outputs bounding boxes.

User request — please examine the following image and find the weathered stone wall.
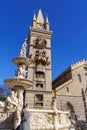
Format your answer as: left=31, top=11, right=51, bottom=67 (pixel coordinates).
left=56, top=95, right=85, bottom=120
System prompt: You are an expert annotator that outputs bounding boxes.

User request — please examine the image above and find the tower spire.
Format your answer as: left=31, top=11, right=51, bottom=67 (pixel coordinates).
left=45, top=15, right=50, bottom=30
left=46, top=15, right=49, bottom=24
left=36, top=8, right=44, bottom=24
left=32, top=12, right=36, bottom=28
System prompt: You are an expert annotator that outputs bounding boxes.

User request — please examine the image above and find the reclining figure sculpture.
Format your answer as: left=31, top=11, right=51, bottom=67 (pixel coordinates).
left=0, top=89, right=23, bottom=130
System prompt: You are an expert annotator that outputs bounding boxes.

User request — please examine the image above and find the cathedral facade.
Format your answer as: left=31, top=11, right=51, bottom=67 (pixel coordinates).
left=53, top=59, right=87, bottom=121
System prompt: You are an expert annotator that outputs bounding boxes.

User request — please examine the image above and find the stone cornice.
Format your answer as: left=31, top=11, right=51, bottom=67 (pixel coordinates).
left=29, top=27, right=52, bottom=39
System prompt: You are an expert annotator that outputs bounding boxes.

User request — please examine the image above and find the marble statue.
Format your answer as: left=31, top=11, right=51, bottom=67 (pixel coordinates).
left=20, top=39, right=27, bottom=57
left=13, top=106, right=22, bottom=130
left=0, top=89, right=23, bottom=130
left=52, top=98, right=58, bottom=113
left=52, top=98, right=71, bottom=130
left=6, top=91, right=18, bottom=110
left=12, top=88, right=23, bottom=129
left=15, top=65, right=27, bottom=78
left=0, top=91, right=18, bottom=110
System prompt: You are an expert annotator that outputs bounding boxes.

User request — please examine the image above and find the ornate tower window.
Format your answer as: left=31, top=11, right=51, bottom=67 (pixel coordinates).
left=35, top=50, right=39, bottom=56
left=35, top=72, right=45, bottom=81
left=36, top=83, right=43, bottom=89
left=35, top=94, right=43, bottom=107
left=42, top=51, right=46, bottom=57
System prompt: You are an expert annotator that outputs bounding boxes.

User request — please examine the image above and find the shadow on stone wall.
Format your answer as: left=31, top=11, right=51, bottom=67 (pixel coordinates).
left=0, top=111, right=14, bottom=130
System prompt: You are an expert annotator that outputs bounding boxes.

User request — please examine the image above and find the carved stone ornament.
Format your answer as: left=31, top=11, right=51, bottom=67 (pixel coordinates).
left=20, top=38, right=27, bottom=57
left=30, top=50, right=50, bottom=66
left=29, top=112, right=54, bottom=129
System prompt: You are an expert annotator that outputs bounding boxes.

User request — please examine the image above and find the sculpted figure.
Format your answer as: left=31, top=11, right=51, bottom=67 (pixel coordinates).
left=13, top=106, right=22, bottom=130
left=37, top=37, right=44, bottom=45
left=29, top=54, right=34, bottom=63
left=52, top=98, right=58, bottom=113
left=0, top=91, right=18, bottom=109
left=46, top=57, right=50, bottom=65
left=0, top=88, right=23, bottom=130
left=6, top=91, right=18, bottom=110
left=20, top=39, right=27, bottom=57
left=60, top=113, right=71, bottom=127
left=16, top=65, right=27, bottom=78
left=17, top=89, right=23, bottom=108
left=13, top=88, right=23, bottom=130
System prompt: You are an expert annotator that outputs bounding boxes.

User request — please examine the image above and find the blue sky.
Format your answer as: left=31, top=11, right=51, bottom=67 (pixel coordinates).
left=0, top=0, right=87, bottom=85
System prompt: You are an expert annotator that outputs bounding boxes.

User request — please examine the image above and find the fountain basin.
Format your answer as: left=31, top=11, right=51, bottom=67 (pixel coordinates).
left=4, top=78, right=33, bottom=89
left=13, top=57, right=31, bottom=66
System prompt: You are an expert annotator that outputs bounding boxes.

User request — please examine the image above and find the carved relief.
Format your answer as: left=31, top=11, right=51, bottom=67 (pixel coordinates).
left=29, top=112, right=54, bottom=129
left=29, top=110, right=71, bottom=130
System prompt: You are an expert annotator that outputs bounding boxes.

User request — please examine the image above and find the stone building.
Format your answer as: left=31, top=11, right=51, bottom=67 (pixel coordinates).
left=52, top=59, right=87, bottom=121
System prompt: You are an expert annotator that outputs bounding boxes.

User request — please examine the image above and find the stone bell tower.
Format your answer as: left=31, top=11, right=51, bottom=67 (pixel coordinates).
left=25, top=8, right=52, bottom=109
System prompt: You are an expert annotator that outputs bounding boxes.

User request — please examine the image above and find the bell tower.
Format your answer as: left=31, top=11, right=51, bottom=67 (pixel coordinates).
left=26, top=8, right=52, bottom=109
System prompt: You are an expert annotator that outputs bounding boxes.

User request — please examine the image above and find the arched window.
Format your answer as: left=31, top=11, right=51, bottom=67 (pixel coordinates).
left=35, top=50, right=39, bottom=56
left=77, top=74, right=82, bottom=82
left=42, top=51, right=46, bottom=57
left=66, top=87, right=69, bottom=92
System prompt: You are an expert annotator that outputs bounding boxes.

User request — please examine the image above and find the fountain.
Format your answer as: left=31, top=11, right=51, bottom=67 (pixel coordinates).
left=0, top=39, right=33, bottom=130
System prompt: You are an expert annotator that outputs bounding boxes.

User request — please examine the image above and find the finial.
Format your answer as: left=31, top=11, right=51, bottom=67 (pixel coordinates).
left=46, top=16, right=49, bottom=24
left=33, top=11, right=36, bottom=21
left=20, top=38, right=27, bottom=57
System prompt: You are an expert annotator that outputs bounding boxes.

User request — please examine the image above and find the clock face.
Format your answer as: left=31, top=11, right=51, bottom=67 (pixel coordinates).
left=38, top=25, right=43, bottom=30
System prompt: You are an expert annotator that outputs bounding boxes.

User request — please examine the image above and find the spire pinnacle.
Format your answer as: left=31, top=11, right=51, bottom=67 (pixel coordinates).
left=46, top=16, right=49, bottom=24
left=36, top=8, right=44, bottom=23
left=33, top=13, right=36, bottom=21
